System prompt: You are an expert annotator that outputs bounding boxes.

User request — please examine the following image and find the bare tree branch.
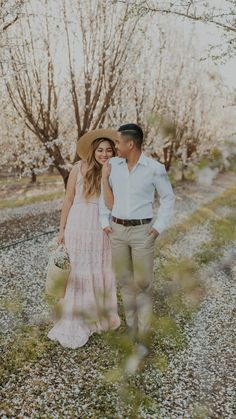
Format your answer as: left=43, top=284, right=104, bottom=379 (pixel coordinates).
left=117, top=0, right=236, bottom=33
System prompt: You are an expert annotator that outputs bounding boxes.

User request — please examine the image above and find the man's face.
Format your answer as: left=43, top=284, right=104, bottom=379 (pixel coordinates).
left=115, top=133, right=132, bottom=158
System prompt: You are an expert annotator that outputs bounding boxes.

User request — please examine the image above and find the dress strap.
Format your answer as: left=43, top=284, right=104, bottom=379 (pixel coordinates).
left=74, top=160, right=84, bottom=183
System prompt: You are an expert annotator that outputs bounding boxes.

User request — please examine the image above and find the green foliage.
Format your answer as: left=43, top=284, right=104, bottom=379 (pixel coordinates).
left=229, top=157, right=236, bottom=173
left=197, top=157, right=210, bottom=169
left=191, top=402, right=211, bottom=419
left=195, top=241, right=223, bottom=265
left=152, top=352, right=168, bottom=372
left=207, top=185, right=236, bottom=211
left=195, top=216, right=236, bottom=265
left=212, top=217, right=236, bottom=243
left=0, top=324, right=48, bottom=385
left=154, top=316, right=185, bottom=348
left=211, top=147, right=222, bottom=161
left=0, top=293, right=24, bottom=314
left=166, top=170, right=179, bottom=188
left=156, top=184, right=236, bottom=254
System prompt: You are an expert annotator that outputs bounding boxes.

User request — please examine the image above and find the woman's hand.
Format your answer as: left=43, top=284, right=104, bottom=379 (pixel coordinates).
left=57, top=230, right=65, bottom=244
left=103, top=226, right=112, bottom=235
left=102, top=161, right=111, bottom=179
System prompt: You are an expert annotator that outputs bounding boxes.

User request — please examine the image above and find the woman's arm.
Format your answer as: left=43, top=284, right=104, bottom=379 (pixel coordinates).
left=57, top=164, right=79, bottom=243
left=102, top=161, right=114, bottom=210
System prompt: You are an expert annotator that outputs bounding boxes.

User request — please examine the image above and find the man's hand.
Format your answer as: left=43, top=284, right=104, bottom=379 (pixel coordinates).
left=104, top=226, right=112, bottom=234
left=102, top=161, right=111, bottom=180
left=148, top=228, right=159, bottom=239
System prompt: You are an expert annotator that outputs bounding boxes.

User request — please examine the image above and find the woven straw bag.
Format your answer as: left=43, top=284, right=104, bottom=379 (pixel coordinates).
left=45, top=243, right=70, bottom=298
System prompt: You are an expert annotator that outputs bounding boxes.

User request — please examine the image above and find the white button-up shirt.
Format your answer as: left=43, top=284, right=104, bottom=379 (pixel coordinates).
left=99, top=153, right=175, bottom=234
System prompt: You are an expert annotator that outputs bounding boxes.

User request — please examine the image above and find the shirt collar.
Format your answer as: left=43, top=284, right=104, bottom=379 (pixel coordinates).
left=118, top=153, right=148, bottom=166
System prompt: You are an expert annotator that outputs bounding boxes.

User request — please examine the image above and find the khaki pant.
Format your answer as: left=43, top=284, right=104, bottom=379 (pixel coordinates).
left=109, top=220, right=155, bottom=336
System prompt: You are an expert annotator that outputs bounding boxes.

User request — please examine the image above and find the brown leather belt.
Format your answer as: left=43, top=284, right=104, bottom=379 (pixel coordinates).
left=112, top=216, right=152, bottom=227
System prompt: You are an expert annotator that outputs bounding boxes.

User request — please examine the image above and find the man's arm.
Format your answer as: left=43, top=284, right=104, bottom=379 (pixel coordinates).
left=99, top=182, right=112, bottom=231
left=102, top=161, right=114, bottom=210
left=152, top=163, right=175, bottom=234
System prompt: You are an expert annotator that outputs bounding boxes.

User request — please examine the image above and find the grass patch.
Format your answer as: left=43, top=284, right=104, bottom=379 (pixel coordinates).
left=0, top=324, right=49, bottom=386
left=0, top=174, right=62, bottom=186
left=0, top=191, right=64, bottom=209
left=154, top=185, right=236, bottom=320
left=156, top=184, right=236, bottom=252
left=0, top=293, right=24, bottom=314
left=194, top=216, right=236, bottom=265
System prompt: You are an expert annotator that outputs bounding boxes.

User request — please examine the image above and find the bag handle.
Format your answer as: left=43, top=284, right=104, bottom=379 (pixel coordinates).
left=55, top=243, right=68, bottom=253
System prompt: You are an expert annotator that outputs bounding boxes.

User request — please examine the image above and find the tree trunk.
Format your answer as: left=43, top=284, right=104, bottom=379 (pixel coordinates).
left=55, top=165, right=70, bottom=189
left=30, top=170, right=37, bottom=183
left=48, top=165, right=54, bottom=174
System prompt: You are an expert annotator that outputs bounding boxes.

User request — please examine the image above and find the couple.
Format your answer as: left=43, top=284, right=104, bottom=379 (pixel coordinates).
left=47, top=123, right=175, bottom=349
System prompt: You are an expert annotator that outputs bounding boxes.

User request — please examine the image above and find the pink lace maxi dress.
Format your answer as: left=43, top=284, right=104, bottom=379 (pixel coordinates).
left=47, top=162, right=120, bottom=348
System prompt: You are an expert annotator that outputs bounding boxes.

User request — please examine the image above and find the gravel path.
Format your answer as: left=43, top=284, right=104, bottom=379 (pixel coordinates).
left=172, top=171, right=236, bottom=224
left=0, top=171, right=236, bottom=418
left=0, top=200, right=61, bottom=248
left=0, top=234, right=55, bottom=336
left=156, top=243, right=236, bottom=419
left=0, top=199, right=62, bottom=224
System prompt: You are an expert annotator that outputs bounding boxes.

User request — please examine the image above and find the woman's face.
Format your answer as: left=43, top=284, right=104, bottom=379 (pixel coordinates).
left=94, top=140, right=114, bottom=165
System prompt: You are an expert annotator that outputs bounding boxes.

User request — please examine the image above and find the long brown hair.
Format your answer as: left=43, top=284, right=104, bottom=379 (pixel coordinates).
left=83, top=138, right=116, bottom=200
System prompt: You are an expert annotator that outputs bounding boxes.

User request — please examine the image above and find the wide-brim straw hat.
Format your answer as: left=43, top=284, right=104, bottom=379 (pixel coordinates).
left=77, top=128, right=118, bottom=160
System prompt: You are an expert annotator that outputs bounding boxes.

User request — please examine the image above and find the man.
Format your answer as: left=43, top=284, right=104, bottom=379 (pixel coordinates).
left=99, top=123, right=175, bottom=349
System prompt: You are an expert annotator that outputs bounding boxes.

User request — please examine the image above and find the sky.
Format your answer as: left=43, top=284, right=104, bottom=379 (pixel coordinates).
left=222, top=59, right=236, bottom=90
left=25, top=0, right=236, bottom=91
left=147, top=0, right=236, bottom=91
left=191, top=20, right=236, bottom=90
left=183, top=5, right=235, bottom=91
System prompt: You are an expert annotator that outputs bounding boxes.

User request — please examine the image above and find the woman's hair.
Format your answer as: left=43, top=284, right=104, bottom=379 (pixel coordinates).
left=83, top=138, right=116, bottom=200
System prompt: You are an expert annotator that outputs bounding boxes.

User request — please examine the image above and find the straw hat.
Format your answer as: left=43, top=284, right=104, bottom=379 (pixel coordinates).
left=77, top=128, right=118, bottom=160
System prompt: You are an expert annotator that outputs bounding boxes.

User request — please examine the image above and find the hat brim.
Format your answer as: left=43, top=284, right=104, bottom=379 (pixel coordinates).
left=77, top=129, right=118, bottom=160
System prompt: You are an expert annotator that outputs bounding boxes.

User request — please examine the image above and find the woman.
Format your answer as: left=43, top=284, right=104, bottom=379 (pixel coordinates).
left=48, top=129, right=120, bottom=348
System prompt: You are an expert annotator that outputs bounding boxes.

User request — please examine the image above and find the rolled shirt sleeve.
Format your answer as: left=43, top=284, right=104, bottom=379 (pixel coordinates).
left=152, top=164, right=175, bottom=234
